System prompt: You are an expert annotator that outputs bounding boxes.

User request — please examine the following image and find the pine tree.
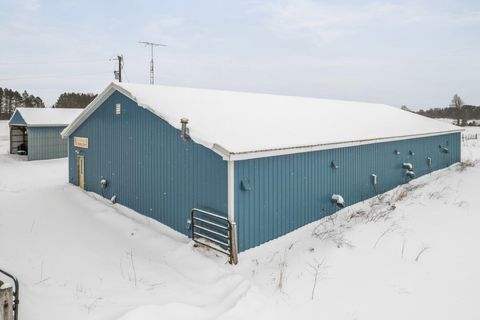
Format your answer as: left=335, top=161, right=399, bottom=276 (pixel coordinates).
left=53, top=92, right=97, bottom=109
left=33, top=96, right=45, bottom=108
left=0, top=87, right=45, bottom=119
left=0, top=88, right=4, bottom=118
left=22, top=90, right=34, bottom=108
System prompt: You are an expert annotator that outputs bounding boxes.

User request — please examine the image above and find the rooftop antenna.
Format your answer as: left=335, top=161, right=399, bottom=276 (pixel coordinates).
left=139, top=41, right=167, bottom=84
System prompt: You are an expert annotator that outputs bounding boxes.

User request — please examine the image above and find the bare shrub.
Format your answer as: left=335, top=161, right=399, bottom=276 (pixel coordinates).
left=415, top=245, right=430, bottom=262
left=312, top=222, right=353, bottom=248
left=308, top=259, right=325, bottom=300
left=373, top=224, right=399, bottom=248
left=277, top=251, right=288, bottom=291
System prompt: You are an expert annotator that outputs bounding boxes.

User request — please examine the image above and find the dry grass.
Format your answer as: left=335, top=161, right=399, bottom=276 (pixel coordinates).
left=457, top=160, right=478, bottom=171
left=311, top=220, right=353, bottom=248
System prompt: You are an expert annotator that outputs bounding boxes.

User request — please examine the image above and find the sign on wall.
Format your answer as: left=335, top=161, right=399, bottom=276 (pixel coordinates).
left=74, top=136, right=89, bottom=149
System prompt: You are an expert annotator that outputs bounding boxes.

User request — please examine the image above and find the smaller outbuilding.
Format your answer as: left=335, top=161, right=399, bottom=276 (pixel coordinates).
left=9, top=108, right=83, bottom=160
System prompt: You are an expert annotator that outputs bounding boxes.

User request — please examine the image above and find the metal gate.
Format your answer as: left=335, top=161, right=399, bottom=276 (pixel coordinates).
left=190, top=208, right=238, bottom=264
left=0, top=268, right=19, bottom=320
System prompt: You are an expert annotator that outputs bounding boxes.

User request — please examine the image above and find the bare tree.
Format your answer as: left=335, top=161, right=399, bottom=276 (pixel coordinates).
left=450, top=94, right=464, bottom=126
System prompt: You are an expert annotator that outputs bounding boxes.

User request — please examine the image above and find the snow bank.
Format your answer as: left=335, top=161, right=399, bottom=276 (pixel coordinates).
left=0, top=120, right=9, bottom=154
left=0, top=120, right=8, bottom=136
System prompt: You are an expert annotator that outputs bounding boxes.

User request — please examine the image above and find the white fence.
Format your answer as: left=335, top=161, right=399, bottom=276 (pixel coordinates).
left=462, top=133, right=479, bottom=141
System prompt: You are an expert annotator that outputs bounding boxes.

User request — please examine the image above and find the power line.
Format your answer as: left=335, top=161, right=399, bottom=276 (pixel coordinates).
left=0, top=71, right=112, bottom=81
left=139, top=41, right=167, bottom=84
left=122, top=67, right=130, bottom=83
left=0, top=59, right=109, bottom=66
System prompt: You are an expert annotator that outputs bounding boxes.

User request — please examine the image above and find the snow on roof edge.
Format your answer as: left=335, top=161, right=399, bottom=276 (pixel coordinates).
left=62, top=82, right=464, bottom=160
left=11, top=107, right=83, bottom=127
left=118, top=85, right=218, bottom=152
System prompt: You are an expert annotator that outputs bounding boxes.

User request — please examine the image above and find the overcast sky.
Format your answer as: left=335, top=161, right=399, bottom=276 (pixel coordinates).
left=0, top=0, right=479, bottom=109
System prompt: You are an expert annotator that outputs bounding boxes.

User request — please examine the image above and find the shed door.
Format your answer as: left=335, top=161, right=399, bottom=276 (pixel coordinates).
left=77, top=155, right=85, bottom=189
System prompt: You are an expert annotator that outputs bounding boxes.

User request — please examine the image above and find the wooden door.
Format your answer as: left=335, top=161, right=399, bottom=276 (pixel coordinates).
left=77, top=155, right=85, bottom=189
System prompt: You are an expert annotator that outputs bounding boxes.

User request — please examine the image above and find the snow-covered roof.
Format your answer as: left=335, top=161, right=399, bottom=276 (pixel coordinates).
left=10, top=108, right=83, bottom=127
left=62, top=82, right=462, bottom=160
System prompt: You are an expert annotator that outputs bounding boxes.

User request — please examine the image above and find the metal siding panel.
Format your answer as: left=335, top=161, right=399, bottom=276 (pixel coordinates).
left=235, top=133, right=461, bottom=251
left=27, top=126, right=67, bottom=161
left=68, top=91, right=228, bottom=236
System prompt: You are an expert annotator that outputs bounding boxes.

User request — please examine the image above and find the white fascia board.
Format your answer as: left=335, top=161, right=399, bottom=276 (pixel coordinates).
left=227, top=160, right=235, bottom=222
left=27, top=124, right=69, bottom=127
left=227, top=129, right=464, bottom=161
left=8, top=109, right=21, bottom=126
left=61, top=83, right=119, bottom=138
left=58, top=82, right=231, bottom=161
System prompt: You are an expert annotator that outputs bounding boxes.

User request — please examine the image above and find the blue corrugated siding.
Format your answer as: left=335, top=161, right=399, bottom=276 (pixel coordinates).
left=9, top=111, right=26, bottom=126
left=68, top=91, right=228, bottom=235
left=28, top=126, right=68, bottom=160
left=235, top=133, right=461, bottom=251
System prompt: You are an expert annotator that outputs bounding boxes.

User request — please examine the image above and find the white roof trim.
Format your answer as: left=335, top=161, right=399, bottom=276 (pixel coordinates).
left=61, top=84, right=118, bottom=138
left=28, top=124, right=70, bottom=127
left=225, top=129, right=463, bottom=161
left=61, top=83, right=232, bottom=159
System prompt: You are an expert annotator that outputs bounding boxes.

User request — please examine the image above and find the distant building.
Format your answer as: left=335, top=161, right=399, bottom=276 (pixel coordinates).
left=9, top=108, right=83, bottom=160
left=62, top=83, right=461, bottom=261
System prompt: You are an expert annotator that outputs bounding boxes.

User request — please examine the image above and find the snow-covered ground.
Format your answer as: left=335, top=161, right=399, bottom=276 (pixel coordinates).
left=1, top=121, right=480, bottom=320
left=436, top=118, right=480, bottom=126
left=0, top=121, right=9, bottom=154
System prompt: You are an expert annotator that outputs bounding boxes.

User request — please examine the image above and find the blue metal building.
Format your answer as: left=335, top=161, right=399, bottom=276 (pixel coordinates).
left=9, top=108, right=83, bottom=161
left=62, top=83, right=461, bottom=259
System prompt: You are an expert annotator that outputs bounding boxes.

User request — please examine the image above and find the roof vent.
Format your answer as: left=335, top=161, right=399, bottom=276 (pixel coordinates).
left=331, top=194, right=345, bottom=208
left=402, top=163, right=413, bottom=170
left=427, top=157, right=432, bottom=166
left=406, top=170, right=415, bottom=179
left=180, top=118, right=191, bottom=141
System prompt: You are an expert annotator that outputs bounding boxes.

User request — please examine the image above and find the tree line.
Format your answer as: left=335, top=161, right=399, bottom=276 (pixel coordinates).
left=2, top=87, right=478, bottom=127
left=417, top=94, right=480, bottom=126
left=0, top=87, right=97, bottom=120
left=0, top=87, right=45, bottom=120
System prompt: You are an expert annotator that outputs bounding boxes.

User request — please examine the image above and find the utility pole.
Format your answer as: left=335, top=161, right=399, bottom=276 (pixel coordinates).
left=112, top=55, right=124, bottom=82
left=139, top=41, right=167, bottom=84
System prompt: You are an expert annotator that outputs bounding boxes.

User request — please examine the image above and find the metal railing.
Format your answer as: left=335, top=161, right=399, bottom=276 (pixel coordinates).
left=190, top=208, right=238, bottom=264
left=0, top=268, right=19, bottom=320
